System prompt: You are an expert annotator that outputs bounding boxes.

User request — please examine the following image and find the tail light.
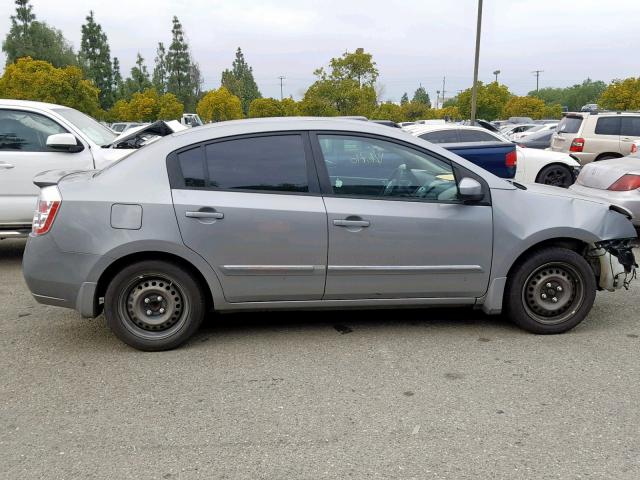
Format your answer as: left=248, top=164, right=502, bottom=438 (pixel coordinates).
left=631, top=143, right=638, bottom=154
left=570, top=137, right=585, bottom=152
left=505, top=150, right=517, bottom=168
left=32, top=186, right=61, bottom=236
left=608, top=174, right=640, bottom=191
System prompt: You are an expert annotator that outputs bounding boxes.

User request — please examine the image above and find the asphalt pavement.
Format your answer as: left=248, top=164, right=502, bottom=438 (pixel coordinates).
left=1, top=238, right=639, bottom=479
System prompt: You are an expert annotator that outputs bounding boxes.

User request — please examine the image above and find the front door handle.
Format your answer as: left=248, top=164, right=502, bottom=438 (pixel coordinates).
left=185, top=210, right=224, bottom=219
left=333, top=219, right=370, bottom=228
left=0, top=162, right=14, bottom=170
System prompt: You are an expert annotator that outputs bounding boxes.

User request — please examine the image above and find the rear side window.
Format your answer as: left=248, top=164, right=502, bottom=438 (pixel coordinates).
left=595, top=117, right=621, bottom=135
left=457, top=130, right=499, bottom=143
left=419, top=129, right=459, bottom=144
left=621, top=117, right=640, bottom=137
left=172, top=135, right=310, bottom=193
left=557, top=116, right=583, bottom=134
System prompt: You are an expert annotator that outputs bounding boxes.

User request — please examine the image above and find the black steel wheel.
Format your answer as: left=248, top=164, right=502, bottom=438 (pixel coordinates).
left=105, top=260, right=205, bottom=351
left=537, top=164, right=574, bottom=188
left=504, top=247, right=596, bottom=334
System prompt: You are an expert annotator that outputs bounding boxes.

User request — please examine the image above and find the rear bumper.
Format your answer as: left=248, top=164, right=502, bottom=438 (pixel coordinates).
left=22, top=234, right=102, bottom=317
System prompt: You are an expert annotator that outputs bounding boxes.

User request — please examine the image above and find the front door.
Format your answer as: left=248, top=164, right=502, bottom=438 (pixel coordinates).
left=171, top=133, right=328, bottom=303
left=313, top=133, right=493, bottom=299
left=0, top=108, right=93, bottom=226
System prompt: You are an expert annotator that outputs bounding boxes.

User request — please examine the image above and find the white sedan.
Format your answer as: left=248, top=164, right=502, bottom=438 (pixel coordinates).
left=405, top=124, right=580, bottom=187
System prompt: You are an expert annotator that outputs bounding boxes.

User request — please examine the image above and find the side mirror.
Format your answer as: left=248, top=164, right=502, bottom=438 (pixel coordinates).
left=459, top=177, right=484, bottom=203
left=46, top=133, right=83, bottom=153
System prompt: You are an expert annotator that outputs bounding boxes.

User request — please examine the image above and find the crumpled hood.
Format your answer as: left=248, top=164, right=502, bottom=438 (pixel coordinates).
left=517, top=181, right=614, bottom=206
left=106, top=120, right=187, bottom=149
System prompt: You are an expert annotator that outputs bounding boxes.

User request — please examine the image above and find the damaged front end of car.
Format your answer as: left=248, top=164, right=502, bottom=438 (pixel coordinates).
left=587, top=238, right=638, bottom=291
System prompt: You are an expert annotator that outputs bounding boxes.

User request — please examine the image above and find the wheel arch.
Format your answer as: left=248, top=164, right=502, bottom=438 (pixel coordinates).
left=595, top=152, right=623, bottom=161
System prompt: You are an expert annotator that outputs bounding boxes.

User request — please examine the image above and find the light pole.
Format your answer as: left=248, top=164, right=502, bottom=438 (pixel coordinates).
left=493, top=69, right=500, bottom=83
left=470, top=0, right=483, bottom=125
left=278, top=76, right=286, bottom=100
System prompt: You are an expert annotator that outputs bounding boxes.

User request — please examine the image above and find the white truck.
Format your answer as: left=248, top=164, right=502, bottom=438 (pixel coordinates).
left=0, top=99, right=185, bottom=239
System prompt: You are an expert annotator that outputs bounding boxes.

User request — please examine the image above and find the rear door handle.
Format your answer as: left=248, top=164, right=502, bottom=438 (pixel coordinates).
left=0, top=162, right=14, bottom=169
left=333, top=219, right=370, bottom=228
left=185, top=210, right=224, bottom=219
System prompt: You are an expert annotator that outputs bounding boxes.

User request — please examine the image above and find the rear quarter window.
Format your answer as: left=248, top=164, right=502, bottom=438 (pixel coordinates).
left=621, top=117, right=640, bottom=137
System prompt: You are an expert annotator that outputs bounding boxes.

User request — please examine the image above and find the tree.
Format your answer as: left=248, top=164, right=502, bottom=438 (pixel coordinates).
left=196, top=87, right=243, bottom=122
left=457, top=82, right=512, bottom=120
left=106, top=88, right=184, bottom=122
left=373, top=102, right=404, bottom=122
left=248, top=97, right=300, bottom=118
left=112, top=57, right=124, bottom=100
left=400, top=92, right=409, bottom=105
left=3, top=0, right=76, bottom=68
left=166, top=16, right=198, bottom=111
left=157, top=92, right=184, bottom=120
left=301, top=48, right=379, bottom=116
left=401, top=101, right=431, bottom=121
left=79, top=11, right=113, bottom=108
left=501, top=96, right=547, bottom=120
left=598, top=77, right=640, bottom=111
left=412, top=86, right=431, bottom=106
left=0, top=57, right=100, bottom=116
left=152, top=42, right=168, bottom=94
left=221, top=47, right=261, bottom=115
left=531, top=79, right=607, bottom=111
left=125, top=53, right=151, bottom=95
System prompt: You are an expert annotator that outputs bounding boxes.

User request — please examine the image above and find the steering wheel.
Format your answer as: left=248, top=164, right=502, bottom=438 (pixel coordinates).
left=383, top=164, right=420, bottom=197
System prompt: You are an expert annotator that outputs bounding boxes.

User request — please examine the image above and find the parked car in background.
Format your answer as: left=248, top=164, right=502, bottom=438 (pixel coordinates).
left=408, top=124, right=579, bottom=187
left=511, top=123, right=558, bottom=141
left=501, top=123, right=539, bottom=139
left=0, top=100, right=184, bottom=239
left=580, top=104, right=599, bottom=113
left=569, top=147, right=640, bottom=229
left=111, top=122, right=144, bottom=133
left=398, top=121, right=416, bottom=128
left=517, top=129, right=554, bottom=149
left=507, top=116, right=534, bottom=124
left=22, top=117, right=637, bottom=350
left=550, top=111, right=640, bottom=164
left=181, top=113, right=203, bottom=127
left=370, top=119, right=401, bottom=128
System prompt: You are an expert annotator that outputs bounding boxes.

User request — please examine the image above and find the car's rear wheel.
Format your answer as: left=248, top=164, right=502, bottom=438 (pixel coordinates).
left=536, top=164, right=574, bottom=188
left=504, top=247, right=596, bottom=334
left=104, top=260, right=205, bottom=351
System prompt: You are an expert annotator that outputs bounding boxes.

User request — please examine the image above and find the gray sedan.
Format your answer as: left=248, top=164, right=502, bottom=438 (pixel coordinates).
left=22, top=118, right=637, bottom=350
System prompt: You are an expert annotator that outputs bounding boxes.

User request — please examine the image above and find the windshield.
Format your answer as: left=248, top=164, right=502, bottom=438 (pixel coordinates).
left=53, top=108, right=117, bottom=146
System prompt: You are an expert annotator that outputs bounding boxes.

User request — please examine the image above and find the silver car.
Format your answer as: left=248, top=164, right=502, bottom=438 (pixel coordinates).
left=22, top=118, right=638, bottom=351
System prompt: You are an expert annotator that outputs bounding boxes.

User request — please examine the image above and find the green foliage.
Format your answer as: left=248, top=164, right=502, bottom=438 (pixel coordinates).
left=221, top=47, right=262, bottom=115
left=79, top=11, right=114, bottom=108
left=124, top=53, right=151, bottom=96
left=501, top=96, right=547, bottom=119
left=248, top=97, right=300, bottom=118
left=401, top=101, right=432, bottom=121
left=152, top=42, right=168, bottom=94
left=598, top=77, right=640, bottom=111
left=400, top=92, right=409, bottom=105
left=457, top=82, right=512, bottom=121
left=3, top=0, right=76, bottom=68
left=106, top=88, right=184, bottom=122
left=302, top=48, right=379, bottom=116
left=530, top=79, right=606, bottom=111
left=412, top=86, right=431, bottom=106
left=165, top=16, right=198, bottom=111
left=196, top=87, right=243, bottom=122
left=0, top=57, right=100, bottom=116
left=372, top=102, right=404, bottom=122
left=112, top=57, right=125, bottom=101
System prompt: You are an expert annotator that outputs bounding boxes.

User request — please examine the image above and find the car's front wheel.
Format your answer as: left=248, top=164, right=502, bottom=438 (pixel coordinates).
left=104, top=260, right=205, bottom=351
left=536, top=164, right=574, bottom=188
left=504, top=247, right=596, bottom=334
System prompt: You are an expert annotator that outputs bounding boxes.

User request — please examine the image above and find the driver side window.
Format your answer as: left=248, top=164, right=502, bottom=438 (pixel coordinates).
left=317, top=134, right=459, bottom=202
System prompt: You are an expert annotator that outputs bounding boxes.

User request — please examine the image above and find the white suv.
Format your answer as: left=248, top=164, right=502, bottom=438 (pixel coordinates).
left=550, top=111, right=640, bottom=164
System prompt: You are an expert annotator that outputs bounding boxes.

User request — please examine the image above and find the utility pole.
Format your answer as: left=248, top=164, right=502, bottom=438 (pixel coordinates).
left=441, top=76, right=446, bottom=108
left=278, top=76, right=286, bottom=100
left=436, top=90, right=440, bottom=109
left=532, top=70, right=543, bottom=92
left=493, top=69, right=500, bottom=83
left=470, top=0, right=483, bottom=125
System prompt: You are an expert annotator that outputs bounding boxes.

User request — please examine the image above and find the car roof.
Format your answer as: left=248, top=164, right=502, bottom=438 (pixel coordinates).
left=406, top=124, right=494, bottom=135
left=0, top=98, right=71, bottom=111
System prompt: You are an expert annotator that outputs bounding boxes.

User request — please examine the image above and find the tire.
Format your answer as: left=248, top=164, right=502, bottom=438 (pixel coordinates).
left=536, top=164, right=574, bottom=188
left=104, top=260, right=206, bottom=351
left=595, top=154, right=619, bottom=161
left=504, top=247, right=596, bottom=334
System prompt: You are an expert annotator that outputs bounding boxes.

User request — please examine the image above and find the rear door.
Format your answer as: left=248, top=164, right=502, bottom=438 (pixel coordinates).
left=312, top=133, right=493, bottom=300
left=593, top=116, right=622, bottom=156
left=620, top=116, right=640, bottom=155
left=0, top=108, right=94, bottom=226
left=170, top=133, right=328, bottom=303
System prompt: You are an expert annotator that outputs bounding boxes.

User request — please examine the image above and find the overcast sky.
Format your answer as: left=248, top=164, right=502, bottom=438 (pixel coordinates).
left=1, top=0, right=638, bottom=102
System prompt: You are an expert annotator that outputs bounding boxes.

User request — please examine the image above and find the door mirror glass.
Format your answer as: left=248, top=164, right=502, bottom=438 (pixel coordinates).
left=458, top=177, right=484, bottom=202
left=46, top=133, right=83, bottom=153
